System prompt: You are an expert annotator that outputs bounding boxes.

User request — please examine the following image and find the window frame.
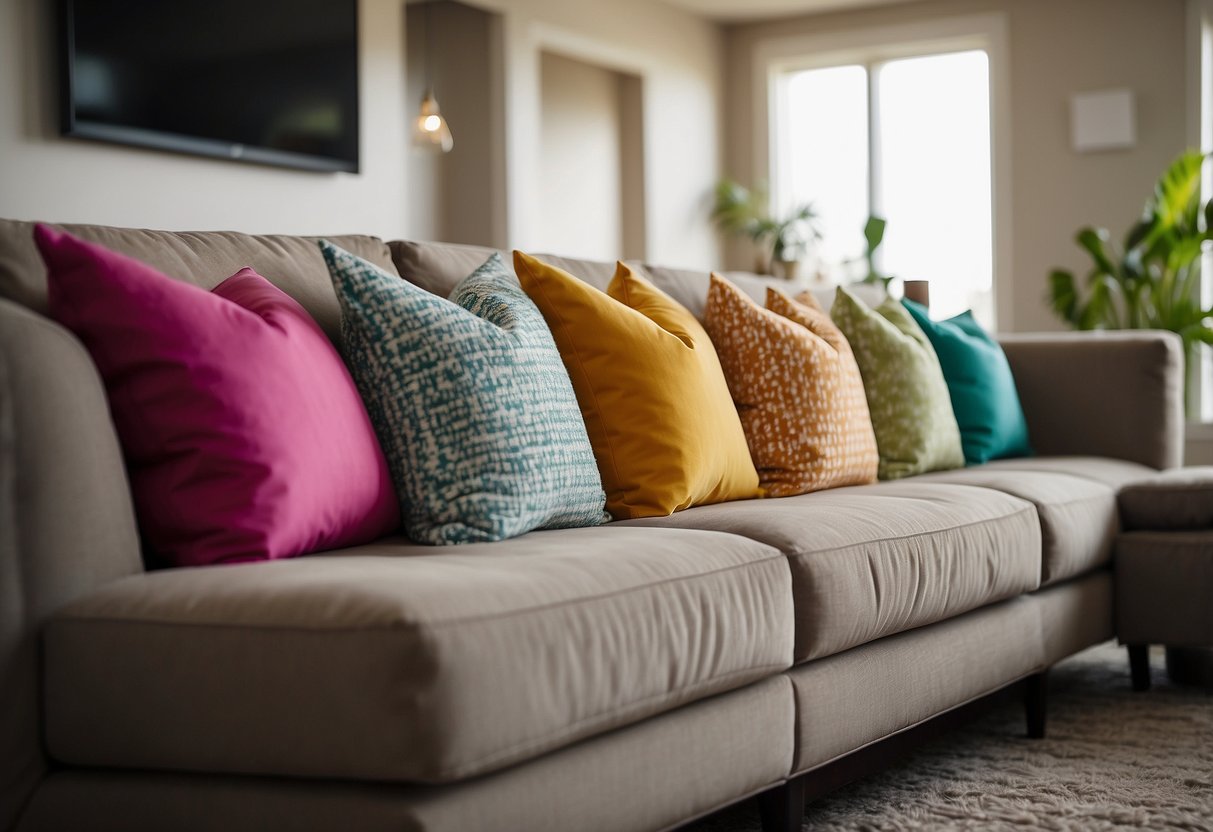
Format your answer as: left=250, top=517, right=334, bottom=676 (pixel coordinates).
left=752, top=13, right=1011, bottom=328
left=1187, top=0, right=1213, bottom=427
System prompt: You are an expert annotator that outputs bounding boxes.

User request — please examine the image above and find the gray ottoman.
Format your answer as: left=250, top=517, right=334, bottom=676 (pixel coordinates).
left=1116, top=467, right=1213, bottom=690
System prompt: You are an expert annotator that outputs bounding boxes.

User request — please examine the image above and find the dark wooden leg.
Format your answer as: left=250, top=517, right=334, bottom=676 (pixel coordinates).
left=758, top=775, right=805, bottom=832
left=1128, top=644, right=1151, bottom=691
left=1024, top=670, right=1048, bottom=739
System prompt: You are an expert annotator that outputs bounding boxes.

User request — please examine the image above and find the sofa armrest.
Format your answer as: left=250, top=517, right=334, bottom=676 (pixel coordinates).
left=997, top=330, right=1184, bottom=470
left=0, top=299, right=143, bottom=828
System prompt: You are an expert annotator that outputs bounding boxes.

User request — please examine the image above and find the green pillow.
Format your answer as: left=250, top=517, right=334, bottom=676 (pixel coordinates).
left=902, top=300, right=1031, bottom=465
left=321, top=243, right=608, bottom=544
left=830, top=287, right=964, bottom=479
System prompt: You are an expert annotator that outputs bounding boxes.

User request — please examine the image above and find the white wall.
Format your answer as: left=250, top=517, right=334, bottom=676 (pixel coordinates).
left=0, top=0, right=409, bottom=238
left=536, top=51, right=624, bottom=260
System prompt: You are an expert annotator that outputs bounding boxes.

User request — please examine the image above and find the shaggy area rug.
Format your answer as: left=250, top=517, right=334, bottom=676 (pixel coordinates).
left=686, top=642, right=1213, bottom=830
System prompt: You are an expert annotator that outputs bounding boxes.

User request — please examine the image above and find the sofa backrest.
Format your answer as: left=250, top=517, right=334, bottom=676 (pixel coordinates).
left=0, top=220, right=398, bottom=342
left=387, top=239, right=880, bottom=320
left=388, top=239, right=625, bottom=299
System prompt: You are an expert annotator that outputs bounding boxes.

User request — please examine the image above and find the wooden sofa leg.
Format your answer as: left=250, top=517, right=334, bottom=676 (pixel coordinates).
left=1128, top=644, right=1151, bottom=691
left=758, top=775, right=805, bottom=832
left=1024, top=670, right=1048, bottom=739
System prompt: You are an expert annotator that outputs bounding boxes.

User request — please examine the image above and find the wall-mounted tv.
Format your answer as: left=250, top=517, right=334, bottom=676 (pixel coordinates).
left=59, top=0, right=360, bottom=173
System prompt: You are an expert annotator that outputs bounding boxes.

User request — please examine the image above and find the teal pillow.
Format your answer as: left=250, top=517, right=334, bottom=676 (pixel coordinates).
left=321, top=243, right=608, bottom=544
left=902, top=299, right=1031, bottom=465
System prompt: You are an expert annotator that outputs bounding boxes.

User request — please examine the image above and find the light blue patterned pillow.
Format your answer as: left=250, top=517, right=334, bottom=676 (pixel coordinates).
left=320, top=243, right=608, bottom=544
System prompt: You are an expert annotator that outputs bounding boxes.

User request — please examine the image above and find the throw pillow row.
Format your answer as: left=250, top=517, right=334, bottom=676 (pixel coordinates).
left=37, top=225, right=1031, bottom=565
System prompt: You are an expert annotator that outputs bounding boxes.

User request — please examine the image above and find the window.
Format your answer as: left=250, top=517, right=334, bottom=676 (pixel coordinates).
left=774, top=48, right=993, bottom=325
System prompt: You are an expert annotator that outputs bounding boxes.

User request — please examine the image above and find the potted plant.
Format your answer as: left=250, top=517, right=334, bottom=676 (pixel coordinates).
left=854, top=215, right=895, bottom=293
left=1047, top=150, right=1213, bottom=416
left=711, top=179, right=820, bottom=279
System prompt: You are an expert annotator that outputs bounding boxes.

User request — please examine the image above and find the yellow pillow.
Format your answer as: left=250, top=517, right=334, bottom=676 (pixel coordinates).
left=704, top=275, right=878, bottom=497
left=514, top=252, right=761, bottom=518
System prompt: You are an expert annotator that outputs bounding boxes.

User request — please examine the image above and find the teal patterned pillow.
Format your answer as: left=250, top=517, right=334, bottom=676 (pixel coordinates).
left=320, top=243, right=608, bottom=544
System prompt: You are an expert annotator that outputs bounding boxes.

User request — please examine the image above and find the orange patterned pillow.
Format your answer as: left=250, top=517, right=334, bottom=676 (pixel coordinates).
left=703, top=275, right=878, bottom=497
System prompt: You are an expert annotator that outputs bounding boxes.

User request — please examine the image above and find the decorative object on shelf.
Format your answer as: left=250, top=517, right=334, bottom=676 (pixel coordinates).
left=1047, top=150, right=1213, bottom=415
left=711, top=179, right=819, bottom=279
left=903, top=280, right=930, bottom=308
left=413, top=1, right=454, bottom=153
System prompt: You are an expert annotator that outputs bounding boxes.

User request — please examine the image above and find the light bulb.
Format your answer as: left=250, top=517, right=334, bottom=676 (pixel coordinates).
left=413, top=89, right=453, bottom=152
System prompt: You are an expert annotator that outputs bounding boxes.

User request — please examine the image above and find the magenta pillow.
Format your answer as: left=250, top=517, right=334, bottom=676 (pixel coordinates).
left=35, top=224, right=399, bottom=566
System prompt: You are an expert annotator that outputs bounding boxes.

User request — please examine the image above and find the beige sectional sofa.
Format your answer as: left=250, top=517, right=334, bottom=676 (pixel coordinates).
left=0, top=221, right=1185, bottom=832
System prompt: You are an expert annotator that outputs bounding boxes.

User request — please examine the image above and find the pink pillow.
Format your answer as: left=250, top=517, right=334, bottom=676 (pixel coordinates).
left=35, top=224, right=399, bottom=566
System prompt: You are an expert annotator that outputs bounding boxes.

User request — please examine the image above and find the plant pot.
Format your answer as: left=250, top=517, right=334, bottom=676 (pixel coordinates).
left=774, top=259, right=801, bottom=281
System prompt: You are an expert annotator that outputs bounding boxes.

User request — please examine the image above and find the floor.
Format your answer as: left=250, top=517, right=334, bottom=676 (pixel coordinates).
left=684, top=643, right=1213, bottom=830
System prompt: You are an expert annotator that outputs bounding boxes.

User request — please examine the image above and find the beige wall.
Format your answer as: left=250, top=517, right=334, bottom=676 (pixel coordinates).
left=537, top=52, right=625, bottom=260
left=405, top=1, right=502, bottom=246
left=724, top=0, right=1189, bottom=333
left=481, top=0, right=723, bottom=267
left=406, top=0, right=720, bottom=264
left=0, top=0, right=409, bottom=238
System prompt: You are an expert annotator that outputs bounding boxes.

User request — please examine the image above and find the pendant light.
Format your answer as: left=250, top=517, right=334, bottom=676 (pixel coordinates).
left=413, top=1, right=453, bottom=153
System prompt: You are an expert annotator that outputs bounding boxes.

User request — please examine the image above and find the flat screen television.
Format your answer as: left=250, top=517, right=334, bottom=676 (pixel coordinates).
left=59, top=0, right=360, bottom=173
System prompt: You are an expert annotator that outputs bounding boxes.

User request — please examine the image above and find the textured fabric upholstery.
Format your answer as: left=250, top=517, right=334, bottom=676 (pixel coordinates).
left=1115, top=531, right=1213, bottom=646
left=643, top=264, right=789, bottom=319
left=1118, top=467, right=1213, bottom=531
left=1029, top=571, right=1114, bottom=665
left=43, top=527, right=793, bottom=784
left=18, top=676, right=794, bottom=832
left=388, top=238, right=641, bottom=299
left=788, top=597, right=1043, bottom=773
left=913, top=468, right=1118, bottom=585
left=973, top=456, right=1156, bottom=490
left=640, top=263, right=885, bottom=321
left=0, top=301, right=144, bottom=830
left=998, top=331, right=1184, bottom=470
left=524, top=252, right=624, bottom=292
left=618, top=482, right=1040, bottom=662
left=0, top=219, right=396, bottom=341
left=388, top=239, right=502, bottom=298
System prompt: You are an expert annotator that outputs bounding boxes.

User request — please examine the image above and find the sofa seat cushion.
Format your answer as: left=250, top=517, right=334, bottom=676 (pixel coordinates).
left=43, top=527, right=793, bottom=784
left=1118, top=467, right=1213, bottom=531
left=970, top=456, right=1155, bottom=490
left=617, top=482, right=1040, bottom=662
left=911, top=467, right=1118, bottom=585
